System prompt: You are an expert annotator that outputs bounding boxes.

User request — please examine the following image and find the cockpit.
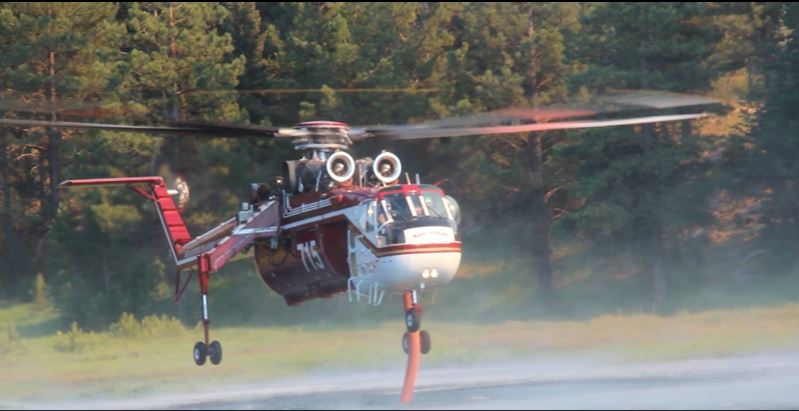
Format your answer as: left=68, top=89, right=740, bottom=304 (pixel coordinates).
left=359, top=185, right=461, bottom=247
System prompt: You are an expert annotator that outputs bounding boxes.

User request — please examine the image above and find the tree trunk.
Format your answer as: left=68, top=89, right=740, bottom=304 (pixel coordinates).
left=525, top=7, right=555, bottom=295
left=0, top=131, right=17, bottom=297
left=650, top=219, right=667, bottom=312
left=681, top=120, right=692, bottom=145
left=642, top=123, right=667, bottom=311
left=47, top=49, right=60, bottom=215
left=529, top=132, right=554, bottom=292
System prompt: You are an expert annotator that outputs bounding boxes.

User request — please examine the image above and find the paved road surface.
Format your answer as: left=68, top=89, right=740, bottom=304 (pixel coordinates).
left=29, top=352, right=799, bottom=409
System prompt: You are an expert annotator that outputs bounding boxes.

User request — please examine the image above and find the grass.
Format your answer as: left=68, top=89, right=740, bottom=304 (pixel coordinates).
left=2, top=303, right=799, bottom=403
left=0, top=302, right=59, bottom=334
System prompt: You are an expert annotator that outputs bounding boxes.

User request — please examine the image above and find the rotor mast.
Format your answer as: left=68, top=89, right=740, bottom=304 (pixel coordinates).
left=283, top=121, right=354, bottom=160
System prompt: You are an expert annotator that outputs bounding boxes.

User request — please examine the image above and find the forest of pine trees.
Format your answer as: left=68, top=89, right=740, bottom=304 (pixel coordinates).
left=1, top=3, right=798, bottom=327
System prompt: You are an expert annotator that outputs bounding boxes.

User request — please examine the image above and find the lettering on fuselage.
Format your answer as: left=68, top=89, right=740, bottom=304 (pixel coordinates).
left=403, top=227, right=456, bottom=245
left=297, top=240, right=326, bottom=272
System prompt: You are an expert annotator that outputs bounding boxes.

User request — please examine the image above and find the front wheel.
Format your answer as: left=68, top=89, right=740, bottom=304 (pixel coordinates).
left=402, top=332, right=409, bottom=354
left=405, top=309, right=420, bottom=332
left=193, top=341, right=207, bottom=366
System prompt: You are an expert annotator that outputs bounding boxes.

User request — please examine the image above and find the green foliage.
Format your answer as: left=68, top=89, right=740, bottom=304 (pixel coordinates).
left=109, top=312, right=185, bottom=339
left=52, top=321, right=95, bottom=353
left=0, top=2, right=797, bottom=327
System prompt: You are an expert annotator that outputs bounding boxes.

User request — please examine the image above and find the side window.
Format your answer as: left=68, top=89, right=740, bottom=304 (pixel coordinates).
left=365, top=201, right=375, bottom=232
left=377, top=202, right=388, bottom=227
left=443, top=195, right=461, bottom=223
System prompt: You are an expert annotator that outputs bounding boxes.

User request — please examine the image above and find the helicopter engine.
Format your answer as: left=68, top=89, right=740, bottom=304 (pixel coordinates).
left=373, top=151, right=403, bottom=184
left=326, top=151, right=356, bottom=183
left=283, top=151, right=357, bottom=194
left=283, top=150, right=405, bottom=193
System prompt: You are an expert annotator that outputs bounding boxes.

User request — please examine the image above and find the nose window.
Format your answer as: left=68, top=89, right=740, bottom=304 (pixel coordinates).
left=443, top=195, right=461, bottom=223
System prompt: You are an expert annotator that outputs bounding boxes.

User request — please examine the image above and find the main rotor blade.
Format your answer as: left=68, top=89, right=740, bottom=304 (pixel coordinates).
left=189, top=87, right=440, bottom=95
left=0, top=118, right=290, bottom=138
left=601, top=90, right=722, bottom=109
left=363, top=113, right=709, bottom=140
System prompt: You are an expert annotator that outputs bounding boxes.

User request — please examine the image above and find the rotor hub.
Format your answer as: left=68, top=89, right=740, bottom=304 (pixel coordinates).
left=290, top=121, right=352, bottom=152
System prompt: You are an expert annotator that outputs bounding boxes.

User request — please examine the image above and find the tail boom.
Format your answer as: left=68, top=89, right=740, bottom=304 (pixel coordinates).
left=60, top=176, right=192, bottom=264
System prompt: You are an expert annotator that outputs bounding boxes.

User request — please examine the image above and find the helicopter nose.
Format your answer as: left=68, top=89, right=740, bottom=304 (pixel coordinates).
left=377, top=248, right=461, bottom=291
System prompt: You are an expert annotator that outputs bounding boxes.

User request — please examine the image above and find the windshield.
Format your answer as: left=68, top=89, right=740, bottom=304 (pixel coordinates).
left=377, top=190, right=459, bottom=245
left=381, top=190, right=455, bottom=221
left=422, top=192, right=448, bottom=218
left=383, top=193, right=414, bottom=221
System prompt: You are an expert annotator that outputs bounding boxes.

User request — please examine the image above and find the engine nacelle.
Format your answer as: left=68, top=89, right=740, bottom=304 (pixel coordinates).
left=326, top=151, right=356, bottom=183
left=283, top=151, right=358, bottom=194
left=373, top=151, right=402, bottom=184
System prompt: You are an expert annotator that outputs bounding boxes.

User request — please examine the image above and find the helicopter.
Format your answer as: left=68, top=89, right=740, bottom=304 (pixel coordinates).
left=0, top=90, right=719, bottom=402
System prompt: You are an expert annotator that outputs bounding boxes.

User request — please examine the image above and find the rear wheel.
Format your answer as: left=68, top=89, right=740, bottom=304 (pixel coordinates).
left=193, top=341, right=207, bottom=366
left=209, top=340, right=223, bottom=365
left=402, top=332, right=409, bottom=354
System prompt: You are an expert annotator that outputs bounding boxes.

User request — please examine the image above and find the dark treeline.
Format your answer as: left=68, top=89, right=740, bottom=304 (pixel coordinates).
left=1, top=3, right=798, bottom=327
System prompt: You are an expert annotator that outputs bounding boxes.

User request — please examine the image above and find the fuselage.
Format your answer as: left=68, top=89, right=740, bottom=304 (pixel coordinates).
left=254, top=184, right=462, bottom=305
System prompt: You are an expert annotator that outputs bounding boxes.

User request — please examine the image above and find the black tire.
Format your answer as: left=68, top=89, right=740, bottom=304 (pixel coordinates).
left=193, top=341, right=207, bottom=366
left=420, top=330, right=431, bottom=355
left=405, top=309, right=420, bottom=332
left=209, top=340, right=223, bottom=365
left=402, top=332, right=409, bottom=354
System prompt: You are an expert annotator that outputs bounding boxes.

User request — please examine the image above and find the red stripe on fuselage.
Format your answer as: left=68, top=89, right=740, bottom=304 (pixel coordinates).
left=375, top=243, right=462, bottom=257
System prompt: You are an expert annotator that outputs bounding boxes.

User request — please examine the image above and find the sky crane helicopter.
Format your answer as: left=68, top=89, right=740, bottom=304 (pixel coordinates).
left=0, top=90, right=719, bottom=402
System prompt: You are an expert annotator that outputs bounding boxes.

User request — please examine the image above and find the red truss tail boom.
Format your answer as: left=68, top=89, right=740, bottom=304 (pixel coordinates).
left=60, top=176, right=280, bottom=274
left=60, top=177, right=192, bottom=262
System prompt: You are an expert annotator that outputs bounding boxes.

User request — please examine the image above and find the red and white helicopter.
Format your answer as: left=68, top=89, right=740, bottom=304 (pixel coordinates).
left=0, top=91, right=718, bottom=402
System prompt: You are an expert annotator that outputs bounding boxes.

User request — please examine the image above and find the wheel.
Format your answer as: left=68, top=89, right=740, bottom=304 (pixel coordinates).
left=402, top=332, right=409, bottom=354
left=209, top=340, right=223, bottom=365
left=420, top=330, right=431, bottom=355
left=405, top=309, right=420, bottom=332
left=193, top=341, right=207, bottom=366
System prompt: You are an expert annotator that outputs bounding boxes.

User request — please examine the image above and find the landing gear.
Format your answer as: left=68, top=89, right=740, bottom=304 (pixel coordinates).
left=405, top=308, right=420, bottom=332
left=403, top=330, right=431, bottom=355
left=191, top=255, right=223, bottom=367
left=192, top=340, right=223, bottom=366
left=193, top=341, right=207, bottom=366
left=400, top=290, right=424, bottom=404
left=209, top=340, right=223, bottom=365
left=420, top=330, right=431, bottom=355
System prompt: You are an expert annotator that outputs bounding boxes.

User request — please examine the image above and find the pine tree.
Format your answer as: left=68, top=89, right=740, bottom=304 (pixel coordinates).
left=562, top=2, right=722, bottom=310
left=0, top=2, right=124, bottom=298
left=748, top=3, right=799, bottom=272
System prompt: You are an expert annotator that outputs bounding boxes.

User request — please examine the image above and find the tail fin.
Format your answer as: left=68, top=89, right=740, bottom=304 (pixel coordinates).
left=60, top=177, right=191, bottom=263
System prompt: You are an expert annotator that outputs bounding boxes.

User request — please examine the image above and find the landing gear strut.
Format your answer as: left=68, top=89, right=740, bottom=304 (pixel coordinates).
left=192, top=254, right=223, bottom=366
left=400, top=289, right=427, bottom=403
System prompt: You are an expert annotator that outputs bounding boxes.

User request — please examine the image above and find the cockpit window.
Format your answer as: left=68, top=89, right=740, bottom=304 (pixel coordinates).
left=381, top=190, right=456, bottom=221
left=373, top=189, right=460, bottom=245
left=384, top=193, right=413, bottom=221
left=377, top=201, right=388, bottom=226
left=422, top=192, right=448, bottom=219
left=443, top=195, right=461, bottom=223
